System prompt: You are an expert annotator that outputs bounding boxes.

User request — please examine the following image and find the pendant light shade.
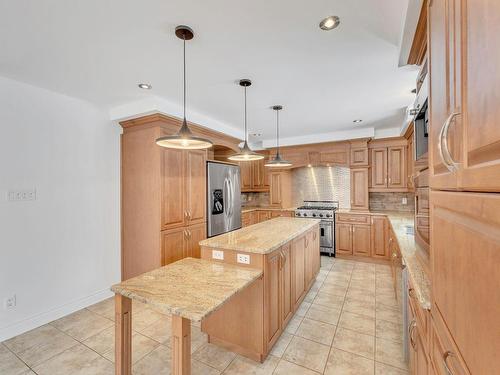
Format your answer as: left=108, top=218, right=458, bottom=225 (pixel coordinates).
left=228, top=79, right=264, bottom=161
left=156, top=26, right=213, bottom=150
left=265, top=105, right=292, bottom=167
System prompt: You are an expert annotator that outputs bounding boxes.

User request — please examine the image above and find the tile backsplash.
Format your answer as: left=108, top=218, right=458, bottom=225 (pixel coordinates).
left=369, top=192, right=415, bottom=212
left=291, top=166, right=351, bottom=209
left=241, top=192, right=269, bottom=207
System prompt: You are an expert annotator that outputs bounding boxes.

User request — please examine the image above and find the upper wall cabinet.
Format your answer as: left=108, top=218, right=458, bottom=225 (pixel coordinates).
left=429, top=0, right=500, bottom=192
left=350, top=168, right=369, bottom=210
left=369, top=139, right=408, bottom=192
left=238, top=155, right=270, bottom=192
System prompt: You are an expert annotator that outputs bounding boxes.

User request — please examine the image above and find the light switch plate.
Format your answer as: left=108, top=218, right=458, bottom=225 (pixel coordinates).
left=402, top=197, right=408, bottom=205
left=237, top=253, right=250, bottom=265
left=212, top=250, right=224, bottom=260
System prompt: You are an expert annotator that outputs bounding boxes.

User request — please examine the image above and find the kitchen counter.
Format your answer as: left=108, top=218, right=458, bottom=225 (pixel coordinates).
left=199, top=217, right=320, bottom=254
left=241, top=206, right=296, bottom=213
left=111, top=257, right=262, bottom=322
left=336, top=209, right=431, bottom=310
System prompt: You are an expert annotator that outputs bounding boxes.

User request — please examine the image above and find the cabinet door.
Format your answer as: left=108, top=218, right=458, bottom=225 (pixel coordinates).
left=185, top=150, right=206, bottom=225
left=161, top=227, right=186, bottom=265
left=258, top=210, right=271, bottom=223
left=270, top=172, right=282, bottom=206
left=428, top=0, right=461, bottom=189
left=252, top=159, right=265, bottom=190
left=335, top=223, right=352, bottom=255
left=459, top=0, right=500, bottom=191
left=350, top=168, right=369, bottom=210
left=431, top=191, right=500, bottom=374
left=312, top=228, right=320, bottom=275
left=371, top=216, right=388, bottom=259
left=292, top=236, right=305, bottom=308
left=407, top=129, right=415, bottom=191
left=387, top=146, right=406, bottom=188
left=185, top=223, right=206, bottom=259
left=352, top=224, right=371, bottom=256
left=304, top=231, right=313, bottom=288
left=350, top=147, right=369, bottom=166
left=371, top=148, right=388, bottom=188
left=281, top=244, right=293, bottom=327
left=265, top=250, right=282, bottom=348
left=239, top=162, right=253, bottom=191
left=162, top=148, right=185, bottom=229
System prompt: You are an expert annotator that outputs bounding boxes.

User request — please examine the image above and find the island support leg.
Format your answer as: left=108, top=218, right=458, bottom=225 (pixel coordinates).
left=171, top=315, right=191, bottom=375
left=115, top=294, right=132, bottom=375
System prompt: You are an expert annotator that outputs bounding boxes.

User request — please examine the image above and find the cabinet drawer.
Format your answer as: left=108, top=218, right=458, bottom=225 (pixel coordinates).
left=416, top=216, right=429, bottom=228
left=408, top=280, right=429, bottom=348
left=431, top=310, right=470, bottom=375
left=336, top=213, right=370, bottom=224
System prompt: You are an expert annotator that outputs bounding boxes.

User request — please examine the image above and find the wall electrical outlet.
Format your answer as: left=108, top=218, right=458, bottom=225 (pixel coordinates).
left=237, top=253, right=250, bottom=265
left=4, top=295, right=16, bottom=310
left=402, top=197, right=408, bottom=205
left=8, top=189, right=36, bottom=201
left=212, top=250, right=224, bottom=260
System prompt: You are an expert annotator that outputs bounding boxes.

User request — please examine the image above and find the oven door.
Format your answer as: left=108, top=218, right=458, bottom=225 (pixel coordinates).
left=319, top=221, right=333, bottom=248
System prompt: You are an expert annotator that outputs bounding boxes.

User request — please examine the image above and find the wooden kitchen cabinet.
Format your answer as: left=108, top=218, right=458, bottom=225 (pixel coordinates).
left=291, top=235, right=306, bottom=309
left=239, top=154, right=270, bottom=192
left=265, top=249, right=281, bottom=348
left=335, top=223, right=353, bottom=255
left=430, top=191, right=500, bottom=374
left=371, top=148, right=388, bottom=188
left=352, top=225, right=371, bottom=256
left=429, top=0, right=500, bottom=191
left=371, top=215, right=389, bottom=259
left=280, top=243, right=293, bottom=326
left=369, top=142, right=407, bottom=191
left=162, top=223, right=206, bottom=265
left=269, top=171, right=292, bottom=208
left=408, top=299, right=431, bottom=375
left=387, top=146, right=406, bottom=189
left=162, top=149, right=207, bottom=230
left=350, top=168, right=369, bottom=210
left=239, top=161, right=253, bottom=191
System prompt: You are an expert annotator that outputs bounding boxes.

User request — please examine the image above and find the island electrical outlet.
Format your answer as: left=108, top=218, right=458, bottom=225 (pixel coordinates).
left=237, top=253, right=250, bottom=264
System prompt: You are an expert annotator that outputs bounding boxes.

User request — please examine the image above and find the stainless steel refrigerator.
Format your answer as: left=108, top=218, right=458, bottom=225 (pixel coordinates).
left=207, top=161, right=241, bottom=237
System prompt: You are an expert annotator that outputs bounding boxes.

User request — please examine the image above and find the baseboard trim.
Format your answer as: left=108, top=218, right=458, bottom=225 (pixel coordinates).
left=0, top=289, right=113, bottom=342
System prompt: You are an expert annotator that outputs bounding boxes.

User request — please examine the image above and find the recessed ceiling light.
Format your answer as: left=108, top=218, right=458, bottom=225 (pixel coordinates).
left=319, top=16, right=340, bottom=31
left=411, top=88, right=417, bottom=94
left=138, top=83, right=152, bottom=90
left=353, top=119, right=363, bottom=123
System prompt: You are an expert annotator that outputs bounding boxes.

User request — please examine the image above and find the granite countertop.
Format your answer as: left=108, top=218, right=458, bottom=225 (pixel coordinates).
left=111, top=257, right=262, bottom=322
left=199, top=217, right=320, bottom=254
left=241, top=206, right=296, bottom=213
left=335, top=209, right=431, bottom=310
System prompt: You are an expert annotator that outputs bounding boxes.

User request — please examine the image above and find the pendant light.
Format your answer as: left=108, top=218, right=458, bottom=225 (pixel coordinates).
left=156, top=26, right=213, bottom=149
left=228, top=79, right=264, bottom=161
left=265, top=105, right=292, bottom=167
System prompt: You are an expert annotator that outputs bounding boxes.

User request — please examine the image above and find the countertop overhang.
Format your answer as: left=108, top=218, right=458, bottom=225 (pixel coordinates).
left=199, top=217, right=320, bottom=254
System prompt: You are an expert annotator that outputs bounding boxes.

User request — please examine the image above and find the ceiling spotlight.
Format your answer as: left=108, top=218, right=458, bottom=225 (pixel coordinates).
left=319, top=16, right=340, bottom=31
left=353, top=119, right=363, bottom=123
left=138, top=83, right=152, bottom=90
left=411, top=88, right=417, bottom=94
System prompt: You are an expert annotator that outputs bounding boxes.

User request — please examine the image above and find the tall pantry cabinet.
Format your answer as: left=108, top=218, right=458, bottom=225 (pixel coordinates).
left=428, top=0, right=500, bottom=374
left=120, top=114, right=240, bottom=280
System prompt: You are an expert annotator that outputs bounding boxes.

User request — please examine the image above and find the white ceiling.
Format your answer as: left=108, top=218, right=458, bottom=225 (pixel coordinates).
left=0, top=0, right=417, bottom=143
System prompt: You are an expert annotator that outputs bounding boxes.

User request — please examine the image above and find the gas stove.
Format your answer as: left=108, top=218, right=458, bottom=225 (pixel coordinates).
left=294, top=200, right=339, bottom=220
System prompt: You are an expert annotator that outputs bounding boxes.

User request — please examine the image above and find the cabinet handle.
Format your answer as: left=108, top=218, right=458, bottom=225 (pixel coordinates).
left=188, top=211, right=192, bottom=220
left=438, top=112, right=461, bottom=173
left=443, top=351, right=455, bottom=375
left=183, top=229, right=188, bottom=239
left=409, top=320, right=417, bottom=350
left=188, top=229, right=191, bottom=238
left=408, top=288, right=416, bottom=299
left=388, top=177, right=392, bottom=184
left=392, top=251, right=397, bottom=258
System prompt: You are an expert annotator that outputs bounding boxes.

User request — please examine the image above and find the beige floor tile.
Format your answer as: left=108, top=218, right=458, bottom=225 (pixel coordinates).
left=376, top=293, right=399, bottom=310
left=346, top=289, right=376, bottom=304
left=295, top=318, right=336, bottom=346
left=375, top=362, right=409, bottom=375
left=51, top=308, right=113, bottom=341
left=375, top=305, right=402, bottom=324
left=32, top=344, right=113, bottom=375
left=4, top=324, right=78, bottom=367
left=313, top=292, right=345, bottom=309
left=132, top=308, right=165, bottom=331
left=319, top=284, right=348, bottom=298
left=270, top=332, right=293, bottom=358
left=332, top=328, right=375, bottom=360
left=86, top=297, right=115, bottom=320
left=375, top=337, right=408, bottom=370
left=338, top=311, right=375, bottom=336
left=324, top=348, right=375, bottom=375
left=304, top=290, right=318, bottom=303
left=139, top=314, right=172, bottom=344
left=343, top=298, right=375, bottom=318
left=190, top=326, right=209, bottom=353
left=305, top=303, right=342, bottom=325
left=283, top=336, right=330, bottom=373
left=132, top=344, right=171, bottom=375
left=193, top=342, right=236, bottom=371
left=375, top=319, right=403, bottom=343
left=273, top=359, right=320, bottom=374
left=295, top=301, right=311, bottom=317
left=348, top=280, right=375, bottom=291
left=0, top=343, right=30, bottom=375
left=223, top=354, right=279, bottom=374
left=284, top=315, right=304, bottom=334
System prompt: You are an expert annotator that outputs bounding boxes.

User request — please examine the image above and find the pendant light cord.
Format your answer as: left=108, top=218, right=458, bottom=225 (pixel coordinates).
left=183, top=35, right=186, bottom=121
left=276, top=109, right=280, bottom=155
left=244, top=85, right=248, bottom=143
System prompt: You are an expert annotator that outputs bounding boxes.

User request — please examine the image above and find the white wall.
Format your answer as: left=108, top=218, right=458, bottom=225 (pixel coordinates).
left=0, top=77, right=121, bottom=341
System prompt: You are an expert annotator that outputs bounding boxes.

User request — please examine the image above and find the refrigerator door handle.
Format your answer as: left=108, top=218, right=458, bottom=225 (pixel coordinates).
left=223, top=177, right=230, bottom=218
left=227, top=177, right=233, bottom=218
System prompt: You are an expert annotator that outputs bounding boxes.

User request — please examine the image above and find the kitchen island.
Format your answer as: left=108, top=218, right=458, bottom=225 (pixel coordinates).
left=199, top=217, right=320, bottom=362
left=111, top=258, right=262, bottom=375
